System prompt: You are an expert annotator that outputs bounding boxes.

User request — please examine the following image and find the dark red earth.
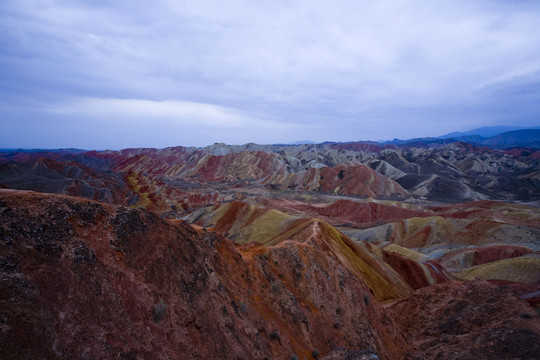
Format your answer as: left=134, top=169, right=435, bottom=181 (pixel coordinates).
left=2, top=190, right=539, bottom=359
left=387, top=280, right=540, bottom=360
left=0, top=190, right=408, bottom=360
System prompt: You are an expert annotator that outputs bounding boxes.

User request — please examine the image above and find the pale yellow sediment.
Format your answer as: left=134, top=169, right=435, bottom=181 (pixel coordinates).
left=453, top=256, right=540, bottom=283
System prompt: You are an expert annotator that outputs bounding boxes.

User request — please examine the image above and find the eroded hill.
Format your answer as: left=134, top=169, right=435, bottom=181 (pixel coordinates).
left=1, top=139, right=539, bottom=359
left=1, top=141, right=539, bottom=210
left=1, top=189, right=539, bottom=359
left=0, top=190, right=409, bottom=359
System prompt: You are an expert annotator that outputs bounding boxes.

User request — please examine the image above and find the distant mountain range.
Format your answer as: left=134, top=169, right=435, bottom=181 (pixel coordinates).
left=438, top=126, right=533, bottom=139
left=287, top=140, right=317, bottom=145
left=382, top=127, right=540, bottom=149
left=286, top=126, right=540, bottom=150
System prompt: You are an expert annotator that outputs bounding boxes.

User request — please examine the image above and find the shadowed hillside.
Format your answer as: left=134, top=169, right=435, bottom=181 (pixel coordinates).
left=0, top=190, right=410, bottom=359
left=2, top=189, right=539, bottom=359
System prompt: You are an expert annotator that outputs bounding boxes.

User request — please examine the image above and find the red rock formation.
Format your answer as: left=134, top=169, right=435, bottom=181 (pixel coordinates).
left=316, top=165, right=408, bottom=198
left=4, top=140, right=540, bottom=204
left=382, top=250, right=432, bottom=289
left=281, top=199, right=430, bottom=227
left=0, top=158, right=130, bottom=205
left=0, top=190, right=408, bottom=359
left=381, top=250, right=450, bottom=290
left=440, top=245, right=534, bottom=271
left=488, top=280, right=540, bottom=307
left=1, top=142, right=540, bottom=359
left=97, top=148, right=409, bottom=199
left=387, top=280, right=540, bottom=360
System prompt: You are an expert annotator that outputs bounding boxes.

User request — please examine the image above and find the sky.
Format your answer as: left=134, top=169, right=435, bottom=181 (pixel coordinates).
left=1, top=0, right=540, bottom=149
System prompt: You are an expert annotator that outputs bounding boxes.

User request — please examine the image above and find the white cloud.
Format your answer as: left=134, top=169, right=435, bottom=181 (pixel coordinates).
left=50, top=97, right=314, bottom=130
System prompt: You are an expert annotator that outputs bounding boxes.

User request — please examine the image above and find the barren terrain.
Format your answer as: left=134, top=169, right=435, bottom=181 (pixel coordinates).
left=1, top=138, right=539, bottom=359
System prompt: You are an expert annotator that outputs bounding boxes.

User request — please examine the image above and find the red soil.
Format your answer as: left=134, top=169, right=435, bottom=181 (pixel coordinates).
left=382, top=251, right=432, bottom=290
left=387, top=280, right=540, bottom=360
left=488, top=280, right=540, bottom=306
left=473, top=245, right=533, bottom=266
left=0, top=190, right=409, bottom=359
left=271, top=199, right=429, bottom=228
left=382, top=250, right=450, bottom=290
left=318, top=165, right=408, bottom=198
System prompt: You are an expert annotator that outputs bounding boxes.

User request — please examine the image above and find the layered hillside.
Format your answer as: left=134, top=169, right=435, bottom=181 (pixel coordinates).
left=0, top=158, right=129, bottom=204
left=186, top=201, right=414, bottom=301
left=1, top=139, right=539, bottom=206
left=2, top=188, right=539, bottom=359
left=0, top=189, right=410, bottom=359
left=187, top=197, right=540, bottom=306
left=97, top=142, right=540, bottom=202
left=367, top=144, right=540, bottom=201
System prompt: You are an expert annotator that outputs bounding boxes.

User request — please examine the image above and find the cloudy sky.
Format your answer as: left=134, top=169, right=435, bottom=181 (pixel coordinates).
left=1, top=0, right=540, bottom=149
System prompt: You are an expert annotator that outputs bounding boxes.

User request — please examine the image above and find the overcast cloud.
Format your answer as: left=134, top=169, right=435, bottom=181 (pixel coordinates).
left=1, top=0, right=539, bottom=149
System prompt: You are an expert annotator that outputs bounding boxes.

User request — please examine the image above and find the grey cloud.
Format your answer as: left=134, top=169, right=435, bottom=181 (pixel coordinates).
left=1, top=0, right=539, bottom=148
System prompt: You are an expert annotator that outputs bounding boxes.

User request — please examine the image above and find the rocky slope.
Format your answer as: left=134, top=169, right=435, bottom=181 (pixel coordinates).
left=387, top=280, right=540, bottom=360
left=0, top=189, right=410, bottom=359
left=368, top=143, right=540, bottom=201
left=1, top=185, right=539, bottom=359
left=0, top=158, right=129, bottom=204
left=187, top=201, right=415, bottom=301
left=188, top=196, right=540, bottom=307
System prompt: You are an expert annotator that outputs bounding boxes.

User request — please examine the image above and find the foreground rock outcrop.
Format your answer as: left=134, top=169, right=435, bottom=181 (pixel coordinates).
left=1, top=189, right=539, bottom=359
left=387, top=280, right=540, bottom=360
left=0, top=190, right=408, bottom=359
